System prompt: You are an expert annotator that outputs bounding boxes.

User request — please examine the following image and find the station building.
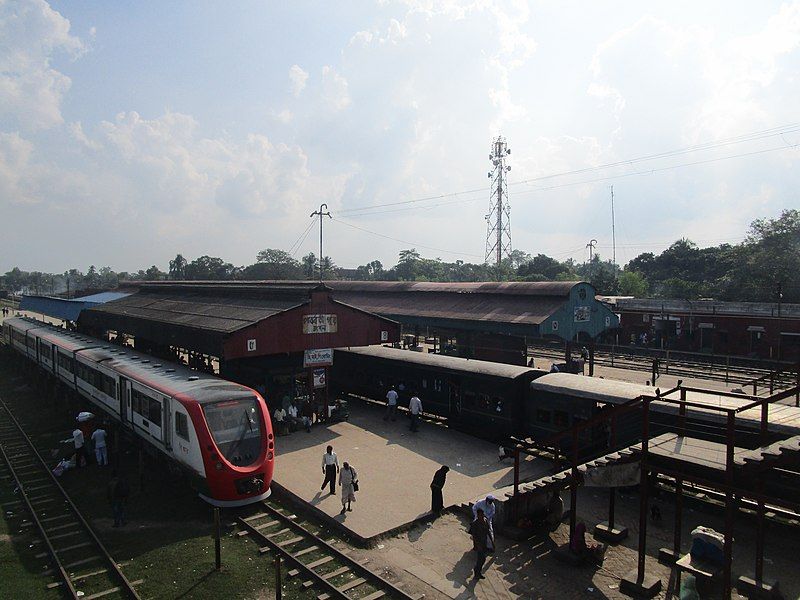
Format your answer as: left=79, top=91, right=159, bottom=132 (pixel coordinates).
left=615, top=298, right=800, bottom=361
left=77, top=282, right=401, bottom=404
left=326, top=280, right=619, bottom=364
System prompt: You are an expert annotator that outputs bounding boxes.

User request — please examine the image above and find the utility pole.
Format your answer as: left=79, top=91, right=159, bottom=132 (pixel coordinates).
left=485, top=135, right=512, bottom=281
left=611, top=185, right=616, bottom=269
left=310, top=204, right=332, bottom=282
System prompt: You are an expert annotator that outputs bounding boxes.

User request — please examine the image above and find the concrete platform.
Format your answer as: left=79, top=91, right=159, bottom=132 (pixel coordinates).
left=270, top=400, right=550, bottom=544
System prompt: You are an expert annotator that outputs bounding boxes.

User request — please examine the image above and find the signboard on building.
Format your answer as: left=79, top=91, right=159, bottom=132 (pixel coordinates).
left=313, top=368, right=327, bottom=388
left=304, top=348, right=333, bottom=367
left=302, top=314, right=338, bottom=334
left=246, top=339, right=257, bottom=352
left=380, top=330, right=389, bottom=342
left=574, top=306, right=590, bottom=322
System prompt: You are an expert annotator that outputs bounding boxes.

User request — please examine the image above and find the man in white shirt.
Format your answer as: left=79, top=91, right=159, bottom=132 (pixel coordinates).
left=69, top=428, right=86, bottom=467
left=91, top=427, right=108, bottom=466
left=287, top=403, right=300, bottom=431
left=273, top=406, right=288, bottom=435
left=472, top=494, right=497, bottom=551
left=384, top=387, right=398, bottom=421
left=408, top=394, right=423, bottom=432
left=321, top=445, right=339, bottom=495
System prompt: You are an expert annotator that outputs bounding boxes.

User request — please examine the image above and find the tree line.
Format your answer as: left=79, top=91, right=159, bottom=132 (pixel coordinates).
left=2, top=209, right=797, bottom=303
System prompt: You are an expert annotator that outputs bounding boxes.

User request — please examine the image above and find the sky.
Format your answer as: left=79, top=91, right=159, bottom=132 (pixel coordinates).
left=1, top=0, right=799, bottom=274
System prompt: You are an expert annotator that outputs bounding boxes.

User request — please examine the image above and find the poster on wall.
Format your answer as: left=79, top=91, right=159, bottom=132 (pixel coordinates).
left=313, top=368, right=327, bottom=388
left=302, top=314, right=338, bottom=334
left=304, top=348, right=333, bottom=367
left=574, top=306, right=590, bottom=322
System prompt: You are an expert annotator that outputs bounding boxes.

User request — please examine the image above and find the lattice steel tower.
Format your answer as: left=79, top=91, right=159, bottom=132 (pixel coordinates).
left=485, top=135, right=512, bottom=276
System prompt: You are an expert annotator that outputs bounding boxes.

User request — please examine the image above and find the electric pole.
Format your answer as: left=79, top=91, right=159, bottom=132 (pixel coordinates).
left=611, top=185, right=616, bottom=269
left=310, top=204, right=332, bottom=282
left=485, top=135, right=513, bottom=281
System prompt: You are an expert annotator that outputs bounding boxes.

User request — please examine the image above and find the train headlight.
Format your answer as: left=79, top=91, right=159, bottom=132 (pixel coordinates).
left=215, top=461, right=223, bottom=471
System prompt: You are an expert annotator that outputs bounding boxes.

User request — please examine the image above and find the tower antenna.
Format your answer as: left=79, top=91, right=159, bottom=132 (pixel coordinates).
left=484, top=135, right=513, bottom=280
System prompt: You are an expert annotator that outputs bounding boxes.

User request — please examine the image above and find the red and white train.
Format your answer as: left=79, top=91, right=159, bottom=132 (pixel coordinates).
left=2, top=316, right=274, bottom=507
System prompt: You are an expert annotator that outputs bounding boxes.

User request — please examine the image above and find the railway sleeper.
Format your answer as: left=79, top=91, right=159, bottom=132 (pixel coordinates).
left=302, top=565, right=350, bottom=588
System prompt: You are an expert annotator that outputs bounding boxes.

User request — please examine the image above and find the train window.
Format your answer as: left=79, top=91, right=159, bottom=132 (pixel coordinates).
left=131, top=390, right=142, bottom=415
left=492, top=396, right=503, bottom=413
left=478, top=394, right=490, bottom=410
left=434, top=379, right=443, bottom=392
left=536, top=409, right=551, bottom=423
left=463, top=391, right=476, bottom=408
left=175, top=412, right=189, bottom=440
left=148, top=398, right=162, bottom=427
left=422, top=378, right=427, bottom=389
left=554, top=410, right=569, bottom=428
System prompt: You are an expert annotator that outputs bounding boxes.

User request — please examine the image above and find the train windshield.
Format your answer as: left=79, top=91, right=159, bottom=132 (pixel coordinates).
left=203, top=397, right=263, bottom=467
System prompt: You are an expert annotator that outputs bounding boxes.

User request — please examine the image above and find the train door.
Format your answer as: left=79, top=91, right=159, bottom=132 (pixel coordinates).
left=448, top=379, right=461, bottom=420
left=118, top=376, right=132, bottom=429
left=162, top=397, right=172, bottom=451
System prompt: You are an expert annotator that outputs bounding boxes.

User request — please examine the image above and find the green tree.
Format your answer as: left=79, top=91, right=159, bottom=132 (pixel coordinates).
left=301, top=253, right=319, bottom=279
left=169, top=254, right=187, bottom=280
left=618, top=270, right=648, bottom=297
left=184, top=256, right=234, bottom=280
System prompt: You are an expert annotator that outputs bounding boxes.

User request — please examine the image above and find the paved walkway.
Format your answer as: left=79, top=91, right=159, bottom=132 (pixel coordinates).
left=272, top=401, right=549, bottom=541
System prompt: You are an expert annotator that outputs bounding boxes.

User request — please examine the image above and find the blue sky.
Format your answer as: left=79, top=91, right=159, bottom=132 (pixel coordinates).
left=2, top=1, right=799, bottom=273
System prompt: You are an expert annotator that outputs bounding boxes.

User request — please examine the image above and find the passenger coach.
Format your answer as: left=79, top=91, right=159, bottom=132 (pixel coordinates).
left=2, top=317, right=274, bottom=507
left=332, top=346, right=546, bottom=438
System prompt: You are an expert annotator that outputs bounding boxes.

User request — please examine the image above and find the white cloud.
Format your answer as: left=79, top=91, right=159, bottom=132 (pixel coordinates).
left=288, top=64, right=308, bottom=97
left=321, top=66, right=350, bottom=111
left=0, top=0, right=85, bottom=130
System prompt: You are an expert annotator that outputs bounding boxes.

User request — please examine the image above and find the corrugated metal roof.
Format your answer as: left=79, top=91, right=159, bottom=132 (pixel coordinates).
left=327, top=281, right=579, bottom=296
left=83, top=291, right=303, bottom=334
left=617, top=298, right=800, bottom=318
left=338, top=345, right=544, bottom=379
left=19, top=292, right=132, bottom=322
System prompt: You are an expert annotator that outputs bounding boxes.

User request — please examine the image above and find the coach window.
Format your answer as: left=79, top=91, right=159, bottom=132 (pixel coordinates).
left=478, top=393, right=490, bottom=410
left=434, top=379, right=443, bottom=392
left=536, top=409, right=551, bottom=424
left=554, top=410, right=569, bottom=428
left=148, top=398, right=162, bottom=427
left=175, top=412, right=189, bottom=441
left=463, top=391, right=476, bottom=408
left=492, top=396, right=503, bottom=413
left=422, top=378, right=428, bottom=389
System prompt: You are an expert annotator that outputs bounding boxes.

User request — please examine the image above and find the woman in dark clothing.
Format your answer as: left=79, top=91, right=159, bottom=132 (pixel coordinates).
left=430, top=465, right=449, bottom=515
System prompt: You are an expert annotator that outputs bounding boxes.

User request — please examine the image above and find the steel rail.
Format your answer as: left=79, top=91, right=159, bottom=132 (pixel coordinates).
left=0, top=441, right=80, bottom=598
left=239, top=501, right=416, bottom=600
left=0, top=395, right=141, bottom=599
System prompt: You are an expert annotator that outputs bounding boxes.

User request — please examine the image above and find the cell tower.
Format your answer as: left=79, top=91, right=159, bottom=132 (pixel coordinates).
left=485, top=135, right=512, bottom=277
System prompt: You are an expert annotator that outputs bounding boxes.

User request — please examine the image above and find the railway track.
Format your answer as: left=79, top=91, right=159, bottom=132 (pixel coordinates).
left=237, top=501, right=418, bottom=600
left=0, top=395, right=142, bottom=600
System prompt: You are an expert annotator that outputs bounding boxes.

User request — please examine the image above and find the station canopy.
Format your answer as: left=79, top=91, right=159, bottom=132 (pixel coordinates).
left=20, top=291, right=131, bottom=322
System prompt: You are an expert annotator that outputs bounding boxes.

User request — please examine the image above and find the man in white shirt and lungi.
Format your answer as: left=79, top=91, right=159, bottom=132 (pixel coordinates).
left=321, top=445, right=339, bottom=495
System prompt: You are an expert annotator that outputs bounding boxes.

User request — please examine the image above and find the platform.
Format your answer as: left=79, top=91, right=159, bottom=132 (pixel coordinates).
left=270, top=400, right=550, bottom=544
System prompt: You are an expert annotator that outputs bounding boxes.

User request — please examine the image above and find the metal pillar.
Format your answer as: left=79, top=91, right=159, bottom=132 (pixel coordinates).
left=723, top=411, right=736, bottom=599
left=673, top=478, right=683, bottom=590
left=274, top=556, right=282, bottom=600
left=569, top=428, right=578, bottom=545
left=636, top=399, right=651, bottom=583
left=214, top=507, right=222, bottom=570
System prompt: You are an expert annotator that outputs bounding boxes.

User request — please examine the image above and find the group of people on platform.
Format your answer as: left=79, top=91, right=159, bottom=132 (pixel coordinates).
left=383, top=385, right=424, bottom=432
left=274, top=394, right=349, bottom=436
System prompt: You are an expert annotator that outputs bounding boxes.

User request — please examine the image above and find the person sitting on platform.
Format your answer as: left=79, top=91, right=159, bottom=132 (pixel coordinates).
left=570, top=522, right=606, bottom=562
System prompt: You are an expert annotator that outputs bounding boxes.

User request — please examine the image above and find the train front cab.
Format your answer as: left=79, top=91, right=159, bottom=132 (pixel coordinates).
left=188, top=391, right=275, bottom=507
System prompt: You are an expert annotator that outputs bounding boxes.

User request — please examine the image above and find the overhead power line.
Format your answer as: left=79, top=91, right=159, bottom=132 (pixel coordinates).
left=337, top=121, right=800, bottom=217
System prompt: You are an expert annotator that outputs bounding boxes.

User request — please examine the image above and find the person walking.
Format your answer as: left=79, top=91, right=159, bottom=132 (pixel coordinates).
left=91, top=426, right=108, bottom=466
left=320, top=445, right=339, bottom=495
left=472, top=494, right=497, bottom=552
left=408, top=394, right=422, bottom=432
left=384, top=386, right=398, bottom=421
left=338, top=462, right=357, bottom=514
left=430, top=465, right=449, bottom=516
left=470, top=508, right=492, bottom=580
left=67, top=427, right=86, bottom=467
left=107, top=471, right=130, bottom=527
